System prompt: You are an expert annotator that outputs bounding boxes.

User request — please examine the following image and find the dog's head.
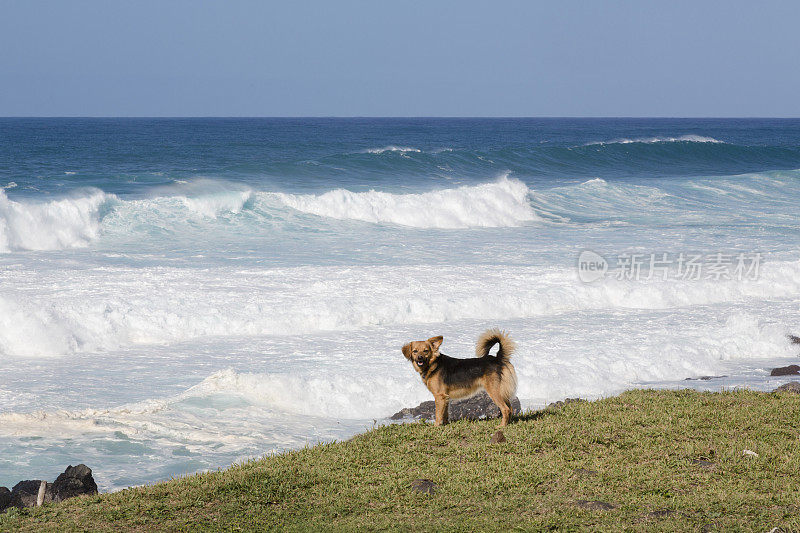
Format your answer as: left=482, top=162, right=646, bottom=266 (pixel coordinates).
left=402, top=336, right=443, bottom=373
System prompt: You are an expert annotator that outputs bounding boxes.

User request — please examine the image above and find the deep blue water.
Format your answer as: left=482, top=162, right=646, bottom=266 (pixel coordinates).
left=3, top=118, right=800, bottom=198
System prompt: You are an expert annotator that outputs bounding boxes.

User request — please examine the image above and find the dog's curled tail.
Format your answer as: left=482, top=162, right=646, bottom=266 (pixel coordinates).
left=475, top=328, right=516, bottom=363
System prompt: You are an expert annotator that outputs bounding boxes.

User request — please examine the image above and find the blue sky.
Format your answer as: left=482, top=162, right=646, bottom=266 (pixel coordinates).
left=2, top=1, right=799, bottom=117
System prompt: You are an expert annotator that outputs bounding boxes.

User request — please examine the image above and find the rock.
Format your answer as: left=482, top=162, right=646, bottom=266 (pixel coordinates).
left=489, top=430, right=506, bottom=444
left=691, top=459, right=715, bottom=469
left=574, top=499, right=616, bottom=511
left=0, top=487, right=11, bottom=512
left=3, top=465, right=98, bottom=511
left=51, top=464, right=98, bottom=502
left=409, top=479, right=436, bottom=494
left=684, top=375, right=727, bottom=381
left=770, top=365, right=800, bottom=376
left=546, top=397, right=586, bottom=410
left=390, top=391, right=522, bottom=422
left=9, top=480, right=53, bottom=509
left=774, top=381, right=800, bottom=393
left=789, top=334, right=800, bottom=345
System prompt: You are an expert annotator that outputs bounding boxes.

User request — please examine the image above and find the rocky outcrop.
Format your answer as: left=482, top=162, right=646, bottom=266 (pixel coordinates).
left=9, top=480, right=53, bottom=509
left=770, top=365, right=800, bottom=376
left=0, top=487, right=11, bottom=512
left=390, top=391, right=522, bottom=422
left=774, top=381, right=800, bottom=393
left=51, top=464, right=98, bottom=502
left=1, top=464, right=97, bottom=512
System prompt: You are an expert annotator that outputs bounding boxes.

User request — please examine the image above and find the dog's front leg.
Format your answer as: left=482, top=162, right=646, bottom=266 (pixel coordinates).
left=434, top=395, right=449, bottom=426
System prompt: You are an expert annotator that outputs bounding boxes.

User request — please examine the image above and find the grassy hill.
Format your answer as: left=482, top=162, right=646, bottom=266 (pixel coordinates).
left=3, top=388, right=800, bottom=531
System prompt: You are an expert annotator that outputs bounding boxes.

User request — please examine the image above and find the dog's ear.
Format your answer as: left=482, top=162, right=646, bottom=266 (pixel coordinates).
left=427, top=336, right=443, bottom=352
left=402, top=343, right=413, bottom=360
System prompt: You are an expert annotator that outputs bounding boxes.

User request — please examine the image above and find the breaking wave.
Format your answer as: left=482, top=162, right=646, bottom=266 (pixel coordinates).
left=2, top=171, right=799, bottom=254
left=362, top=146, right=422, bottom=154
left=0, top=188, right=113, bottom=252
left=585, top=135, right=724, bottom=146
left=270, top=175, right=539, bottom=228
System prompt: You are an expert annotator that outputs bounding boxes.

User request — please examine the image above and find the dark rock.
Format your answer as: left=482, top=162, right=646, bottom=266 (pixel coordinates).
left=0, top=487, right=11, bottom=512
left=390, top=391, right=522, bottom=422
left=774, top=381, right=800, bottom=393
left=771, top=365, right=800, bottom=376
left=391, top=401, right=434, bottom=420
left=410, top=479, right=436, bottom=494
left=546, top=397, right=586, bottom=410
left=684, top=375, right=727, bottom=381
left=9, top=480, right=53, bottom=509
left=691, top=459, right=715, bottom=469
left=51, top=464, right=98, bottom=502
left=574, top=499, right=616, bottom=511
left=574, top=468, right=597, bottom=478
left=789, top=334, right=800, bottom=345
left=489, top=430, right=506, bottom=444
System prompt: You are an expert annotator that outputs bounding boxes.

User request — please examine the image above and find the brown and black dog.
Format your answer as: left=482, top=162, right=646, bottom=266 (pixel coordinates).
left=402, top=329, right=517, bottom=426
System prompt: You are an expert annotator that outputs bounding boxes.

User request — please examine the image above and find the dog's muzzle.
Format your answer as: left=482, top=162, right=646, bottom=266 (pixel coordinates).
left=415, top=358, right=426, bottom=367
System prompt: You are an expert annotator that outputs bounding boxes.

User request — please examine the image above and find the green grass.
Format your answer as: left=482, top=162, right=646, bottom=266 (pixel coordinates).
left=3, top=388, right=800, bottom=531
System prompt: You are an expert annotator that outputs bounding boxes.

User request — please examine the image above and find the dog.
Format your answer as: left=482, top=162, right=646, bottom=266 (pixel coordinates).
left=401, top=328, right=517, bottom=426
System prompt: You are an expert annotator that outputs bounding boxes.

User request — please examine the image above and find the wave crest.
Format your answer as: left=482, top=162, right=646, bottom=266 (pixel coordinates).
left=0, top=189, right=113, bottom=252
left=270, top=175, right=539, bottom=229
left=586, top=135, right=724, bottom=146
left=362, top=146, right=422, bottom=154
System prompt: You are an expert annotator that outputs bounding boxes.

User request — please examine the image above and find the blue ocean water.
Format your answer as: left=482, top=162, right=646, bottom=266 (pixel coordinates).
left=1, top=118, right=799, bottom=490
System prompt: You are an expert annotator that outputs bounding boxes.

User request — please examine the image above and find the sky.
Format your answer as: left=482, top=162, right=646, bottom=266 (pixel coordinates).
left=1, top=1, right=799, bottom=117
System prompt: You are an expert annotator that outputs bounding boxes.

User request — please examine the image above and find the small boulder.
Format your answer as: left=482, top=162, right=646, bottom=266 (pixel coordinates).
left=9, top=480, right=53, bottom=509
left=770, top=365, right=800, bottom=376
left=774, top=381, right=800, bottom=393
left=0, top=487, right=11, bottom=512
left=789, top=334, right=800, bottom=345
left=410, top=479, right=436, bottom=494
left=490, top=430, right=506, bottom=444
left=51, top=464, right=98, bottom=502
left=390, top=392, right=522, bottom=422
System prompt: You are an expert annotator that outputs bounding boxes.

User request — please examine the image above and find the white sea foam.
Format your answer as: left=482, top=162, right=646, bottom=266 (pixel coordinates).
left=363, top=146, right=422, bottom=154
left=0, top=188, right=112, bottom=252
left=586, top=135, right=724, bottom=146
left=270, top=175, right=539, bottom=228
left=2, top=256, right=799, bottom=359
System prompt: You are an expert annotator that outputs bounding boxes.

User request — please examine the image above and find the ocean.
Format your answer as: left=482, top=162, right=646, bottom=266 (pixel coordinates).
left=1, top=118, right=799, bottom=491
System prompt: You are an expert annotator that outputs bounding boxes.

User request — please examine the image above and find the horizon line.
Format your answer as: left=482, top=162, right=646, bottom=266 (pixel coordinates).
left=2, top=115, right=800, bottom=120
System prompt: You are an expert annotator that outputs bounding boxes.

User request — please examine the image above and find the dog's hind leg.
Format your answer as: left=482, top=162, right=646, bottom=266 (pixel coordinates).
left=434, top=395, right=449, bottom=426
left=485, top=386, right=513, bottom=427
